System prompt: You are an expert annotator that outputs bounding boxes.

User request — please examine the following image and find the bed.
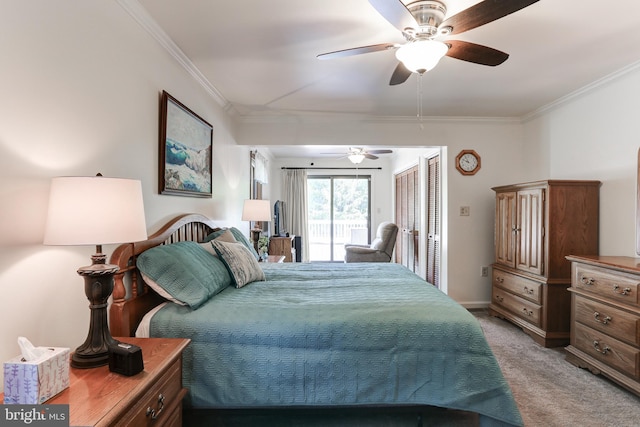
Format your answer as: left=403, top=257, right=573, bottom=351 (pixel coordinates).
left=109, top=213, right=523, bottom=427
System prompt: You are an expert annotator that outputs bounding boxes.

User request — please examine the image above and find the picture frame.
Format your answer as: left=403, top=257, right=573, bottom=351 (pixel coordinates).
left=159, top=90, right=213, bottom=197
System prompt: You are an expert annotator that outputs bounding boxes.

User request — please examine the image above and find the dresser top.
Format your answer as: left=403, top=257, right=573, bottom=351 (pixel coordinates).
left=52, top=337, right=188, bottom=426
left=566, top=255, right=640, bottom=274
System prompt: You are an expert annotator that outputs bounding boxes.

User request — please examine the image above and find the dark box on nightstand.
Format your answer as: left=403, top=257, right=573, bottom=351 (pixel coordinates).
left=108, top=342, right=144, bottom=376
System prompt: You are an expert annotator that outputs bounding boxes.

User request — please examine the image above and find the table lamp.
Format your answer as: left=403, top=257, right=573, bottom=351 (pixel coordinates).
left=241, top=199, right=271, bottom=252
left=44, top=174, right=147, bottom=369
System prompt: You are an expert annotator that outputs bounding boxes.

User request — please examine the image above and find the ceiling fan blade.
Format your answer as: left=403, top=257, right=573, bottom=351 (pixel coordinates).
left=364, top=153, right=379, bottom=160
left=445, top=40, right=508, bottom=66
left=389, top=62, right=412, bottom=86
left=317, top=43, right=395, bottom=60
left=440, top=0, right=539, bottom=36
left=367, top=149, right=393, bottom=154
left=368, top=0, right=418, bottom=32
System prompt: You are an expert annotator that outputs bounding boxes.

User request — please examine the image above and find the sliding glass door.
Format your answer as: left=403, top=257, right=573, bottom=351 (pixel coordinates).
left=307, top=176, right=371, bottom=262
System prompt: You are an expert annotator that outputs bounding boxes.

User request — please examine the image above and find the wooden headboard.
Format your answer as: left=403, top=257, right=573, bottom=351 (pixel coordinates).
left=109, top=213, right=219, bottom=337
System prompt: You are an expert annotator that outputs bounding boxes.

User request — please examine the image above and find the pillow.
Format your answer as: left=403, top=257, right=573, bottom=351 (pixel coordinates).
left=211, top=240, right=265, bottom=288
left=136, top=241, right=232, bottom=309
left=199, top=229, right=237, bottom=256
left=204, top=227, right=260, bottom=260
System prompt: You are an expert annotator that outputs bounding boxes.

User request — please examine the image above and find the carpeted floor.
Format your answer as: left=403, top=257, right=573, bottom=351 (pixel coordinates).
left=184, top=310, right=640, bottom=426
left=475, top=310, right=640, bottom=427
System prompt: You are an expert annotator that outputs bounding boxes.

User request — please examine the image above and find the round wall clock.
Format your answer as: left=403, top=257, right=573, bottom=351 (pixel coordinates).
left=455, top=149, right=481, bottom=176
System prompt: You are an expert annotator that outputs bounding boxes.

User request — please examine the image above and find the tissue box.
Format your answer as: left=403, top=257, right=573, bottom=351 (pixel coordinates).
left=3, top=347, right=70, bottom=404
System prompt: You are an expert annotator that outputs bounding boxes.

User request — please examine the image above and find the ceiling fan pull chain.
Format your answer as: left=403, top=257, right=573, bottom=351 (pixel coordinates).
left=417, top=73, right=424, bottom=130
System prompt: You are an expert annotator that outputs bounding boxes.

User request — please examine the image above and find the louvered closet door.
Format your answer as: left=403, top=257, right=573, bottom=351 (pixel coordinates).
left=395, top=166, right=419, bottom=273
left=426, top=156, right=440, bottom=287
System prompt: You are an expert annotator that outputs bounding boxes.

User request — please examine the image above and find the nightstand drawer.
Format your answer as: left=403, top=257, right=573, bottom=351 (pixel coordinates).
left=573, top=322, right=639, bottom=379
left=492, top=287, right=541, bottom=327
left=574, top=295, right=640, bottom=346
left=116, top=358, right=183, bottom=427
left=574, top=264, right=640, bottom=306
left=492, top=269, right=541, bottom=304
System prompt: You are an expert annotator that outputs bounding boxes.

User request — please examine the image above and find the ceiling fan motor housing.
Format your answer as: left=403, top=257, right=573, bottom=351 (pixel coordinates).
left=405, top=0, right=447, bottom=39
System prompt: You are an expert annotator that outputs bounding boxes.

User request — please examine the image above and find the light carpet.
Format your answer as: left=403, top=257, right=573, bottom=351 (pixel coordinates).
left=475, top=310, right=640, bottom=427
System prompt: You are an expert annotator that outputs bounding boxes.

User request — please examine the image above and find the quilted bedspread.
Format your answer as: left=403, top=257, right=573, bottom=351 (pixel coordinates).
left=149, top=262, right=523, bottom=426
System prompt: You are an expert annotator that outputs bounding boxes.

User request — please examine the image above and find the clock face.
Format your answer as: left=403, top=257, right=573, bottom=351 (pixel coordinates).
left=459, top=153, right=478, bottom=171
left=455, top=150, right=480, bottom=175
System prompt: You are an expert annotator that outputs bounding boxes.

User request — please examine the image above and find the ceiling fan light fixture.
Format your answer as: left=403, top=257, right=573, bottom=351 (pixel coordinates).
left=395, top=40, right=448, bottom=74
left=348, top=153, right=365, bottom=164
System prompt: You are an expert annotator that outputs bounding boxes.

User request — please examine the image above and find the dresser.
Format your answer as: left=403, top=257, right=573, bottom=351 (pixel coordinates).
left=10, top=338, right=191, bottom=426
left=269, top=236, right=295, bottom=262
left=565, top=256, right=640, bottom=396
left=489, top=180, right=600, bottom=347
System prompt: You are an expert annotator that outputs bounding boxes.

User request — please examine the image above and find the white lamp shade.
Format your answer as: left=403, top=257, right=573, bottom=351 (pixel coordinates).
left=44, top=176, right=148, bottom=246
left=395, top=40, right=449, bottom=73
left=241, top=199, right=271, bottom=222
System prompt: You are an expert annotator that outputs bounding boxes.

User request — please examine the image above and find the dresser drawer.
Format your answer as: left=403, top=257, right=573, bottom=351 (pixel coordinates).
left=492, top=287, right=541, bottom=327
left=492, top=269, right=541, bottom=304
left=573, top=322, right=639, bottom=379
left=573, top=295, right=640, bottom=346
left=116, top=358, right=183, bottom=427
left=573, top=264, right=640, bottom=306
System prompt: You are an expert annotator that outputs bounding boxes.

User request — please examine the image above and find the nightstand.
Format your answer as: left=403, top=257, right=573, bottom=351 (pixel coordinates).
left=3, top=338, right=190, bottom=426
left=269, top=236, right=295, bottom=262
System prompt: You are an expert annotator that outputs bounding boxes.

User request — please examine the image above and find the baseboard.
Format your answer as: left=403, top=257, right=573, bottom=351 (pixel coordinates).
left=460, top=301, right=491, bottom=310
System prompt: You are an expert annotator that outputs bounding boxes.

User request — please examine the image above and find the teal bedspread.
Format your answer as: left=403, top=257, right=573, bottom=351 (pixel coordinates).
left=149, top=262, right=523, bottom=426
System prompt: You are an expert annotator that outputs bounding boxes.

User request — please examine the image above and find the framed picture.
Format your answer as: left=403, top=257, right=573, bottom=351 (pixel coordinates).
left=159, top=90, right=213, bottom=197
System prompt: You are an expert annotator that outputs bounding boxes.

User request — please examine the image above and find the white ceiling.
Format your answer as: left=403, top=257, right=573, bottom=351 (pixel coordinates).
left=133, top=0, right=640, bottom=158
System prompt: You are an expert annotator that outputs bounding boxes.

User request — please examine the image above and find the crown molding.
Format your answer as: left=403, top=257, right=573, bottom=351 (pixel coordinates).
left=522, top=60, right=640, bottom=122
left=116, top=0, right=228, bottom=108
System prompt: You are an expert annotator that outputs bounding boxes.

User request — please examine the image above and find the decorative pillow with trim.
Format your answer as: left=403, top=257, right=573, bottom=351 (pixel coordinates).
left=136, top=241, right=232, bottom=309
left=199, top=229, right=237, bottom=256
left=210, top=240, right=265, bottom=288
left=203, top=227, right=260, bottom=260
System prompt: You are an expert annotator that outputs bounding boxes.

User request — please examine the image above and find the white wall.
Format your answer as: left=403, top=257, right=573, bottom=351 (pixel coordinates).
left=524, top=64, right=640, bottom=256
left=0, top=0, right=248, bottom=390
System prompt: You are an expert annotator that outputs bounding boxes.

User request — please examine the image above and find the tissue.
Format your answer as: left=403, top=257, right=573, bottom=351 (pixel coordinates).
left=18, top=337, right=45, bottom=361
left=3, top=337, right=70, bottom=404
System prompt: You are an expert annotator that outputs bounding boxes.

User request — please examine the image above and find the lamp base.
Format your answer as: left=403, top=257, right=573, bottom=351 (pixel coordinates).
left=250, top=228, right=262, bottom=253
left=72, top=257, right=119, bottom=369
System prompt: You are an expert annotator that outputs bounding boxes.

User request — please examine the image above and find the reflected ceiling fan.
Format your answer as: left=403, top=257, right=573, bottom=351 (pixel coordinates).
left=325, top=147, right=394, bottom=164
left=317, top=0, right=539, bottom=85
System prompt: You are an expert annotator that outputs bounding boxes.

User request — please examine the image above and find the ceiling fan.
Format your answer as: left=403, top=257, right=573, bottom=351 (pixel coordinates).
left=325, top=147, right=394, bottom=164
left=317, top=0, right=539, bottom=85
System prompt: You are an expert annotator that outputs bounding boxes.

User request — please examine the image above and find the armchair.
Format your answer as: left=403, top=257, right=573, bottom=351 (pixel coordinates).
left=344, top=221, right=398, bottom=263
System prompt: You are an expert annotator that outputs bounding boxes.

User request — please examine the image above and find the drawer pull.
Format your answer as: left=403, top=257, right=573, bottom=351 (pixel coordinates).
left=146, top=393, right=165, bottom=420
left=495, top=276, right=504, bottom=284
left=593, top=340, right=610, bottom=355
left=523, top=286, right=534, bottom=295
left=593, top=311, right=611, bottom=325
left=495, top=295, right=504, bottom=302
left=580, top=276, right=595, bottom=285
left=522, top=308, right=534, bottom=317
left=612, top=284, right=632, bottom=296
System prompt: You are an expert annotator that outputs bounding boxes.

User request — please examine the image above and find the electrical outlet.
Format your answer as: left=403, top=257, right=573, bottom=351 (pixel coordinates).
left=481, top=266, right=489, bottom=277
left=460, top=206, right=470, bottom=216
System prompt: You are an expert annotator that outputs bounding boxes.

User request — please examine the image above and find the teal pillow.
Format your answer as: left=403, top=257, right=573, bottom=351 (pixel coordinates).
left=211, top=240, right=265, bottom=288
left=136, top=241, right=231, bottom=309
left=204, top=227, right=260, bottom=260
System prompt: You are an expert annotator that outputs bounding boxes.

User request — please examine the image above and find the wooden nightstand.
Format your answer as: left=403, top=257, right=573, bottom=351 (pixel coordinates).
left=269, top=236, right=295, bottom=262
left=2, top=338, right=190, bottom=426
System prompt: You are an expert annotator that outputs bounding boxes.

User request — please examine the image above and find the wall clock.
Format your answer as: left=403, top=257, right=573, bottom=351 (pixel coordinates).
left=455, top=149, right=481, bottom=176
